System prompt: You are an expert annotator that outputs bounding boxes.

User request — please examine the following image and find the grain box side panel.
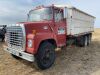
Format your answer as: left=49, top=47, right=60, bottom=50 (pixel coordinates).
left=69, top=8, right=94, bottom=35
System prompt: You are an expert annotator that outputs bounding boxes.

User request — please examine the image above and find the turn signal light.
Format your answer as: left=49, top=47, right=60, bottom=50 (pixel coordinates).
left=32, top=30, right=36, bottom=35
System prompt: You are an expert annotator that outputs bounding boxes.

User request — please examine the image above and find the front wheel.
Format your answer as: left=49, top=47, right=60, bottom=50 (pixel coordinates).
left=35, top=42, right=56, bottom=70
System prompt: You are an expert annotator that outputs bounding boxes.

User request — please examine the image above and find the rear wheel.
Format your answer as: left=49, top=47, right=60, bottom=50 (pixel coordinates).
left=78, top=35, right=88, bottom=47
left=87, top=34, right=92, bottom=46
left=35, top=42, right=55, bottom=70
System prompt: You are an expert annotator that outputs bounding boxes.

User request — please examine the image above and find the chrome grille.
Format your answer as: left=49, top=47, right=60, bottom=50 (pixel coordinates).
left=6, top=24, right=25, bottom=51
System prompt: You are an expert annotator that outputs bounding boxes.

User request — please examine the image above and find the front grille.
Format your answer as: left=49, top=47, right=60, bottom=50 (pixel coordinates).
left=6, top=24, right=25, bottom=51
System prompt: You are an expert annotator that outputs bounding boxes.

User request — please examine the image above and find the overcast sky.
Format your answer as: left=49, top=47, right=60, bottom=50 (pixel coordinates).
left=0, top=0, right=99, bottom=28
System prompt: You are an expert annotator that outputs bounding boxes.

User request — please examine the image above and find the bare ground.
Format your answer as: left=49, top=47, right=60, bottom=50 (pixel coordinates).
left=0, top=29, right=100, bottom=75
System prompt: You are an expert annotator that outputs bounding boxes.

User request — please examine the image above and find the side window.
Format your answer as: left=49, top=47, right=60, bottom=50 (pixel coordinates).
left=55, top=9, right=63, bottom=22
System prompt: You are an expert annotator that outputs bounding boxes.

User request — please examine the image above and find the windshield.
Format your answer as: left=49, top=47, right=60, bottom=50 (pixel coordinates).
left=28, top=8, right=53, bottom=22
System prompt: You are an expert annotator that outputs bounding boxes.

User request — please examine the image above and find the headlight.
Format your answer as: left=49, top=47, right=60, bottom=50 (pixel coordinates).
left=28, top=39, right=33, bottom=48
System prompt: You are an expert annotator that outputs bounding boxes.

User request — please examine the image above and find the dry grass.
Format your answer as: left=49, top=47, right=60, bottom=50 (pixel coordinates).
left=0, top=29, right=100, bottom=75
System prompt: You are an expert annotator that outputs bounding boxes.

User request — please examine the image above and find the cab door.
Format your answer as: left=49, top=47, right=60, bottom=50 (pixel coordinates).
left=54, top=8, right=66, bottom=47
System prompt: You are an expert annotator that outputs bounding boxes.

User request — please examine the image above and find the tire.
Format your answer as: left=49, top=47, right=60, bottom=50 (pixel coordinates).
left=35, top=42, right=56, bottom=70
left=79, top=36, right=88, bottom=47
left=87, top=34, right=92, bottom=46
left=11, top=54, right=20, bottom=59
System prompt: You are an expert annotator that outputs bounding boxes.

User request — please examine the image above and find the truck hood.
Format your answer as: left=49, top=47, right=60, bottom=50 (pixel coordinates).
left=19, top=21, right=53, bottom=34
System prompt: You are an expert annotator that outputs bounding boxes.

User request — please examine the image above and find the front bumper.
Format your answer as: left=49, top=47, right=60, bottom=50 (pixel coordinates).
left=4, top=46, right=35, bottom=62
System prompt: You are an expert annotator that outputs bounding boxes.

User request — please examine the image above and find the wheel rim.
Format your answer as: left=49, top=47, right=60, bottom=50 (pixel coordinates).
left=42, top=48, right=54, bottom=66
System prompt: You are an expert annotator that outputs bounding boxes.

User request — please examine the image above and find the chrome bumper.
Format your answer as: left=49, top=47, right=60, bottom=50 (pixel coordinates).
left=4, top=46, right=35, bottom=62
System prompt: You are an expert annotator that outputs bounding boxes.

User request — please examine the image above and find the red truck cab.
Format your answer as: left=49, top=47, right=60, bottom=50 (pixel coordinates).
left=25, top=6, right=66, bottom=53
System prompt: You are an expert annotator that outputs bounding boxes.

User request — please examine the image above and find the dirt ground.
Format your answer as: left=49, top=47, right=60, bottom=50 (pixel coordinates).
left=0, top=29, right=100, bottom=75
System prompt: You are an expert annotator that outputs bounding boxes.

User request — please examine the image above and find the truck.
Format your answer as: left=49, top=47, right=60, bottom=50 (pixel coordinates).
left=4, top=5, right=95, bottom=70
left=0, top=25, right=6, bottom=42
